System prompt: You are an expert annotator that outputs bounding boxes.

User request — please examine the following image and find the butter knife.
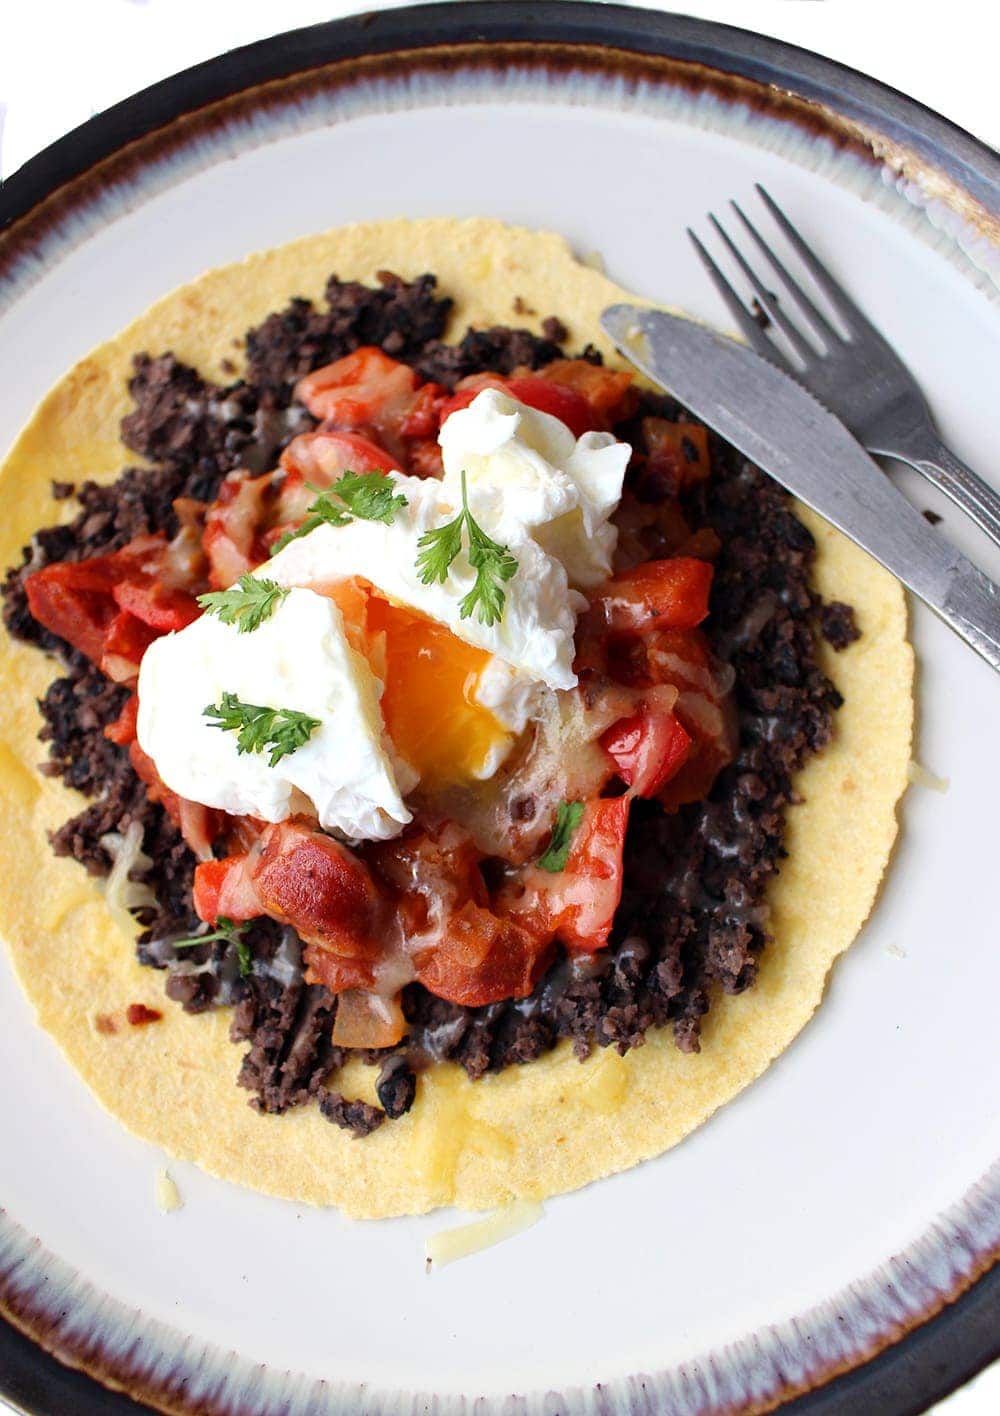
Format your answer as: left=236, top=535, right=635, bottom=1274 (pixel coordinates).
left=601, top=305, right=1000, bottom=675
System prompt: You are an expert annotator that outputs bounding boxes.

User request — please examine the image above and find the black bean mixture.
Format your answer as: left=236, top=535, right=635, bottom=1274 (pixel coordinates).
left=2, top=273, right=853, bottom=1137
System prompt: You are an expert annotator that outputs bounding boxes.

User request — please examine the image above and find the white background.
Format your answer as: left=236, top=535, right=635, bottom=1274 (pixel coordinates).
left=0, top=2, right=996, bottom=1412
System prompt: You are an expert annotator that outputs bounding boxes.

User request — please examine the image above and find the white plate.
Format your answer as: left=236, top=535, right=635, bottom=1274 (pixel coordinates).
left=1, top=7, right=998, bottom=1412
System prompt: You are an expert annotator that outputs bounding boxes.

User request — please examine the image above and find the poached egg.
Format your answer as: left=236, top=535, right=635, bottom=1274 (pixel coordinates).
left=137, top=390, right=631, bottom=841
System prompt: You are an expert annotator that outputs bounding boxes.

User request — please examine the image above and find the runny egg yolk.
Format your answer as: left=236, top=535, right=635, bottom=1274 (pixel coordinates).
left=319, top=578, right=512, bottom=787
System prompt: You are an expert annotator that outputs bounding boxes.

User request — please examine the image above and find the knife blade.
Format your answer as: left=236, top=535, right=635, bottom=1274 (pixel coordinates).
left=601, top=304, right=1000, bottom=675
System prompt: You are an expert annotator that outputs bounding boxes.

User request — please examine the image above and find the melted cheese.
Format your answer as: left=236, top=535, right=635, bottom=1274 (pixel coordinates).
left=425, top=1199, right=544, bottom=1269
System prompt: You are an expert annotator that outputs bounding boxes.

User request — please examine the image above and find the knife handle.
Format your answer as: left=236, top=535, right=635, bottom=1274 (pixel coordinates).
left=942, top=559, right=1000, bottom=674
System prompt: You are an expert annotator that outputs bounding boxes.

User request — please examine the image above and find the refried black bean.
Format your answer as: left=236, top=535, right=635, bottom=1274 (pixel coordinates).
left=1, top=271, right=856, bottom=1126
left=319, top=1090, right=386, bottom=1138
left=820, top=600, right=862, bottom=651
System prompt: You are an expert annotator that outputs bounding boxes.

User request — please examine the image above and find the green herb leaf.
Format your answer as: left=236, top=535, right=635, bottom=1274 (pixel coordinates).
left=234, top=937, right=253, bottom=978
left=204, top=691, right=321, bottom=767
left=536, top=801, right=586, bottom=873
left=197, top=573, right=290, bottom=633
left=414, top=470, right=518, bottom=625
left=173, top=915, right=254, bottom=976
left=460, top=511, right=519, bottom=627
left=333, top=470, right=409, bottom=525
left=415, top=510, right=464, bottom=585
left=273, top=470, right=407, bottom=552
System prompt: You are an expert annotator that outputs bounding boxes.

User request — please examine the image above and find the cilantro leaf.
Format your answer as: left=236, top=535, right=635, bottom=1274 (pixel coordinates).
left=197, top=574, right=289, bottom=633
left=273, top=470, right=407, bottom=552
left=414, top=470, right=518, bottom=625
left=460, top=511, right=519, bottom=627
left=415, top=510, right=464, bottom=585
left=173, top=915, right=253, bottom=977
left=234, top=937, right=253, bottom=978
left=204, top=691, right=321, bottom=766
left=334, top=470, right=408, bottom=525
left=536, top=801, right=586, bottom=873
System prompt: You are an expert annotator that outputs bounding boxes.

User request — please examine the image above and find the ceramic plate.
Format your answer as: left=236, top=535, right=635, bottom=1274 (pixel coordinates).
left=1, top=6, right=998, bottom=1413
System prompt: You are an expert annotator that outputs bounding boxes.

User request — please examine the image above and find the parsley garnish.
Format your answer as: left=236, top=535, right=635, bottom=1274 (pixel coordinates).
left=273, top=470, right=407, bottom=551
left=415, top=470, right=518, bottom=627
left=536, top=801, right=586, bottom=873
left=204, top=691, right=321, bottom=766
left=197, top=574, right=289, bottom=633
left=173, top=915, right=253, bottom=977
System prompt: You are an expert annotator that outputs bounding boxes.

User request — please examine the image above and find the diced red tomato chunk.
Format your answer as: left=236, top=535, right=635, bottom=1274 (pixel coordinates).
left=193, top=855, right=262, bottom=923
left=294, top=347, right=421, bottom=461
left=104, top=693, right=139, bottom=747
left=437, top=372, right=596, bottom=438
left=500, top=796, right=632, bottom=954
left=641, top=417, right=712, bottom=495
left=202, top=471, right=274, bottom=589
left=591, top=557, right=714, bottom=635
left=24, top=534, right=201, bottom=682
left=112, top=579, right=200, bottom=632
left=533, top=359, right=638, bottom=429
left=128, top=739, right=221, bottom=860
left=504, top=376, right=595, bottom=437
left=413, top=901, right=553, bottom=1007
left=601, top=710, right=692, bottom=797
left=250, top=822, right=388, bottom=991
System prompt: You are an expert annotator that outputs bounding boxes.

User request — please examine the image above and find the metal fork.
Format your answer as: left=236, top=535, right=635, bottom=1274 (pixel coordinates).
left=689, top=184, right=1000, bottom=549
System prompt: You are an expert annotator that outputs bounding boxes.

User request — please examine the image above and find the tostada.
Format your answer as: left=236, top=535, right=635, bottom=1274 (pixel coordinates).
left=0, top=219, right=912, bottom=1218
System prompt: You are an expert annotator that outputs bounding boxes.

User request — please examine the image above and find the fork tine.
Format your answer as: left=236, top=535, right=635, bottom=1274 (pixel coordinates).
left=708, top=213, right=818, bottom=364
left=686, top=228, right=795, bottom=374
left=730, top=199, right=840, bottom=348
left=755, top=184, right=876, bottom=338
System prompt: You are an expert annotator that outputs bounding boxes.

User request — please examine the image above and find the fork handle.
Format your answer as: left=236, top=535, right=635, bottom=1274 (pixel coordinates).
left=885, top=426, right=1000, bottom=550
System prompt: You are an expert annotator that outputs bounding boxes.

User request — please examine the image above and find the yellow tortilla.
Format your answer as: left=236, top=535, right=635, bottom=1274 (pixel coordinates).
left=0, top=220, right=913, bottom=1218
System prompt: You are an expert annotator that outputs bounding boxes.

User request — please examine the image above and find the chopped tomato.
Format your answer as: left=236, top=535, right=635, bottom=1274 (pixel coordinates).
left=601, top=710, right=692, bottom=797
left=112, top=579, right=200, bottom=632
left=101, top=611, right=159, bottom=684
left=372, top=824, right=551, bottom=1007
left=505, top=376, right=595, bottom=438
left=104, top=693, right=139, bottom=747
left=202, top=471, right=274, bottom=589
left=641, top=628, right=738, bottom=810
left=641, top=417, right=712, bottom=495
left=279, top=428, right=402, bottom=484
left=193, top=855, right=262, bottom=923
left=24, top=556, right=119, bottom=663
left=406, top=438, right=444, bottom=478
left=370, top=823, right=486, bottom=922
left=500, top=796, right=631, bottom=954
left=250, top=822, right=388, bottom=990
left=295, top=347, right=420, bottom=460
left=128, top=739, right=221, bottom=860
left=437, top=372, right=595, bottom=438
left=273, top=428, right=402, bottom=535
left=413, top=901, right=553, bottom=1007
left=590, top=557, right=714, bottom=635
left=533, top=359, right=638, bottom=429
left=399, top=382, right=447, bottom=439
left=24, top=536, right=200, bottom=683
left=434, top=373, right=509, bottom=425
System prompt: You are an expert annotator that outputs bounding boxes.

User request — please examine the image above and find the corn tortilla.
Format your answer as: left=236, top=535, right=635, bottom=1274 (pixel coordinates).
left=0, top=219, right=913, bottom=1218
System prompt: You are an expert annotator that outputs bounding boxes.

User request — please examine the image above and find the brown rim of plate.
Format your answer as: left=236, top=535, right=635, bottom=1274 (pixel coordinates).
left=0, top=5, right=997, bottom=1414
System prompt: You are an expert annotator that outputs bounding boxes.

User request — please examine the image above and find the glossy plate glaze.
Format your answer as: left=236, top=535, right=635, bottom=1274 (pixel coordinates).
left=0, top=6, right=998, bottom=1413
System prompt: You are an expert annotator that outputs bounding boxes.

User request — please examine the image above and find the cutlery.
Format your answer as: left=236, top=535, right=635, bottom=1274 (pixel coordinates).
left=600, top=305, right=1000, bottom=675
left=688, top=184, right=1000, bottom=549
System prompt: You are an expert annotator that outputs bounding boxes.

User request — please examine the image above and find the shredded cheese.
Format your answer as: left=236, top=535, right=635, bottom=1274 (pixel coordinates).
left=424, top=1199, right=543, bottom=1270
left=154, top=1168, right=182, bottom=1213
left=100, top=821, right=155, bottom=939
left=907, top=760, right=949, bottom=793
